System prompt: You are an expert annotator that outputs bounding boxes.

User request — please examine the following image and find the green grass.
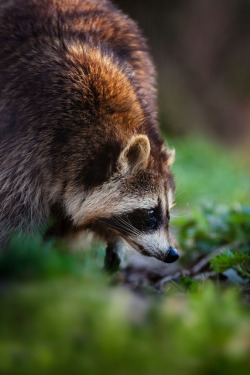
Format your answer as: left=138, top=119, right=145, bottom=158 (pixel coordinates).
left=167, top=136, right=250, bottom=207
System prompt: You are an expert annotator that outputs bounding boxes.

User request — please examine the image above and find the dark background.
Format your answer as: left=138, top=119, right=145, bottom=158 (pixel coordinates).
left=114, top=0, right=250, bottom=147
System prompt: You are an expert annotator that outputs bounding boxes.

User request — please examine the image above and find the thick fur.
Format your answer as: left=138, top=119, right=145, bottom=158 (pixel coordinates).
left=0, top=0, right=175, bottom=261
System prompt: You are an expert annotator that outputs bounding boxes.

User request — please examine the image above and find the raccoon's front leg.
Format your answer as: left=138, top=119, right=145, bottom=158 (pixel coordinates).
left=105, top=238, right=125, bottom=273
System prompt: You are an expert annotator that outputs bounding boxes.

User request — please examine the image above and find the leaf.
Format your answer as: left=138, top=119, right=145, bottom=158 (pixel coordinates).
left=210, top=250, right=250, bottom=273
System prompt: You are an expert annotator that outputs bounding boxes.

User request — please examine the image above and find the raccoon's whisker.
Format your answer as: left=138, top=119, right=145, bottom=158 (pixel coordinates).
left=170, top=212, right=188, bottom=218
left=115, top=217, right=143, bottom=237
left=116, top=222, right=142, bottom=238
left=115, top=216, right=142, bottom=235
left=114, top=218, right=139, bottom=234
left=125, top=217, right=143, bottom=236
left=98, top=220, right=124, bottom=232
left=98, top=220, right=136, bottom=236
left=112, top=219, right=143, bottom=239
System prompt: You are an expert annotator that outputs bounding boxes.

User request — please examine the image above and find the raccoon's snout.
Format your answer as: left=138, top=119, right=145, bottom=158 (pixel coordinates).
left=137, top=243, right=179, bottom=264
left=164, top=246, right=179, bottom=263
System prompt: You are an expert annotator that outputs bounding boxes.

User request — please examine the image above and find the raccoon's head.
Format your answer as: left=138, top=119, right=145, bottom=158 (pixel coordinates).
left=65, top=135, right=178, bottom=264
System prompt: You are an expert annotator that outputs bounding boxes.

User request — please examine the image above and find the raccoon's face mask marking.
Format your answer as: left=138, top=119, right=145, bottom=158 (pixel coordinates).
left=99, top=197, right=178, bottom=263
left=100, top=203, right=162, bottom=238
left=107, top=204, right=163, bottom=235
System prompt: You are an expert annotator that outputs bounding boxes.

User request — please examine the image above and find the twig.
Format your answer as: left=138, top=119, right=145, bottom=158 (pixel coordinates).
left=156, top=243, right=238, bottom=290
left=156, top=269, right=190, bottom=289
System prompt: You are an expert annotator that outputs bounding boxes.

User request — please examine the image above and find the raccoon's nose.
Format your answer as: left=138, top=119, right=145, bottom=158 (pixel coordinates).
left=164, top=246, right=179, bottom=263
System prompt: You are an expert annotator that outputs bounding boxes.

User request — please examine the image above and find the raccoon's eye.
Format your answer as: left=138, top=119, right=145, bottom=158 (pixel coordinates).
left=147, top=209, right=155, bottom=219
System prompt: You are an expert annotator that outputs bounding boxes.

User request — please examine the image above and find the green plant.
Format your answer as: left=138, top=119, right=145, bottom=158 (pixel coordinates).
left=172, top=203, right=250, bottom=266
left=210, top=250, right=250, bottom=277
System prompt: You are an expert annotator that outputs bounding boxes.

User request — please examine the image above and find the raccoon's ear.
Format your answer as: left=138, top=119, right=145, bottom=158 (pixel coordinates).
left=118, top=135, right=150, bottom=173
left=166, top=149, right=175, bottom=167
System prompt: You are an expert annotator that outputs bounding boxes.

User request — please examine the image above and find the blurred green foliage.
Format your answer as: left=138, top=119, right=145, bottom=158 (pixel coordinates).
left=168, top=136, right=250, bottom=206
left=0, top=233, right=105, bottom=281
left=210, top=250, right=249, bottom=276
left=0, top=252, right=250, bottom=375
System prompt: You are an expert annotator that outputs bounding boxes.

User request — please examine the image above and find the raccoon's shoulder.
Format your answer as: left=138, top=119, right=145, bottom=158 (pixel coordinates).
left=0, top=0, right=161, bottom=146
left=52, top=0, right=157, bottom=118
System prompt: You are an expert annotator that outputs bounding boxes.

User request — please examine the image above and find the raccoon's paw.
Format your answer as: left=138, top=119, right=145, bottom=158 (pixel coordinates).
left=104, top=240, right=124, bottom=273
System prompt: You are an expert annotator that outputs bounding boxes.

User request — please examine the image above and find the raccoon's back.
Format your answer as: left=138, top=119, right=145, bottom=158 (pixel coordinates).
left=0, top=0, right=158, bottom=242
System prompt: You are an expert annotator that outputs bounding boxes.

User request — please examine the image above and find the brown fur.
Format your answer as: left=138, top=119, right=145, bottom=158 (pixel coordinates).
left=0, top=0, right=175, bottom=260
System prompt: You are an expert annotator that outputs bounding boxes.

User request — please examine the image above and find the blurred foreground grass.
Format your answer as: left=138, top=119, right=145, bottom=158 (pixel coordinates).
left=0, top=136, right=249, bottom=374
left=1, top=274, right=249, bottom=375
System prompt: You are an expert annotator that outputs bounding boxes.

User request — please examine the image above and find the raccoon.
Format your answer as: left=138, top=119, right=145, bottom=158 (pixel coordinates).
left=0, top=0, right=179, bottom=269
